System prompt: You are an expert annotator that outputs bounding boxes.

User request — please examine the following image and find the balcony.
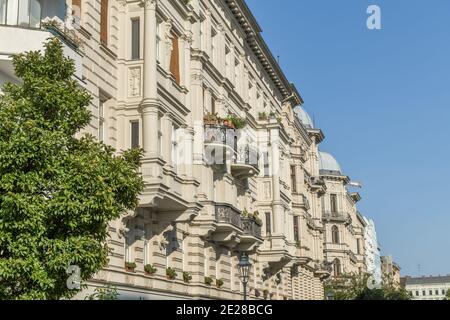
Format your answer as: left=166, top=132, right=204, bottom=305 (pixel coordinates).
left=304, top=171, right=326, bottom=194
left=322, top=211, right=352, bottom=225
left=0, top=1, right=83, bottom=89
left=314, top=261, right=333, bottom=279
left=231, top=144, right=259, bottom=179
left=204, top=124, right=237, bottom=166
left=292, top=193, right=310, bottom=210
left=209, top=204, right=263, bottom=251
left=348, top=251, right=357, bottom=264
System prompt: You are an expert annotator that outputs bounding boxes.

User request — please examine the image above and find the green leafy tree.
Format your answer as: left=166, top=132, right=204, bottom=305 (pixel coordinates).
left=324, top=273, right=411, bottom=300
left=445, top=289, right=450, bottom=300
left=0, top=39, right=144, bottom=300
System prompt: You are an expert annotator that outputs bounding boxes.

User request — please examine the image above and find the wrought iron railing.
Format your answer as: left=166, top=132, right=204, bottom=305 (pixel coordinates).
left=214, top=204, right=242, bottom=229
left=322, top=211, right=351, bottom=224
left=233, top=144, right=259, bottom=170
left=204, top=124, right=237, bottom=149
left=242, top=218, right=262, bottom=239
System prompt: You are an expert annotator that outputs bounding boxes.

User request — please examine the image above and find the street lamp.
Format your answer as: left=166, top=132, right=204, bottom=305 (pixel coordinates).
left=238, top=253, right=252, bottom=300
left=326, top=291, right=335, bottom=300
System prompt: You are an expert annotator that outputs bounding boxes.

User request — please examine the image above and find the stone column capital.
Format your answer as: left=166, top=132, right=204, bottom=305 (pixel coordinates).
left=141, top=0, right=157, bottom=10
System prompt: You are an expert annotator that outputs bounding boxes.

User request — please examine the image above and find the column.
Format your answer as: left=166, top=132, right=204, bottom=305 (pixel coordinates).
left=142, top=0, right=159, bottom=158
left=271, top=128, right=283, bottom=235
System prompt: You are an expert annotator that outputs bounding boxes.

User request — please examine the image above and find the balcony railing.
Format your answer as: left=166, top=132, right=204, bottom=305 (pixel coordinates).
left=233, top=144, right=259, bottom=170
left=322, top=211, right=351, bottom=224
left=348, top=251, right=357, bottom=264
left=242, top=218, right=262, bottom=239
left=215, top=204, right=242, bottom=230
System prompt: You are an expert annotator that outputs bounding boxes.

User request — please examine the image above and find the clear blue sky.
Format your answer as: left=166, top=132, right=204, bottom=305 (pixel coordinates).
left=246, top=0, right=450, bottom=277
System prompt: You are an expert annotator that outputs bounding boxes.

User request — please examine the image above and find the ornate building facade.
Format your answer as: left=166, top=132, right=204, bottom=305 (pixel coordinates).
left=0, top=0, right=376, bottom=300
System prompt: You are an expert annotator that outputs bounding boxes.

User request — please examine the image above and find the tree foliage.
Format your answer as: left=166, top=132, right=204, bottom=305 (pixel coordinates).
left=324, top=273, right=412, bottom=300
left=0, top=39, right=144, bottom=300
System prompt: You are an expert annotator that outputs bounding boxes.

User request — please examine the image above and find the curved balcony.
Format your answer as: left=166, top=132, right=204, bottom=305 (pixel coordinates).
left=210, top=204, right=262, bottom=251
left=210, top=203, right=242, bottom=247
left=239, top=217, right=263, bottom=251
left=204, top=124, right=237, bottom=166
left=231, top=145, right=259, bottom=179
left=322, top=211, right=352, bottom=225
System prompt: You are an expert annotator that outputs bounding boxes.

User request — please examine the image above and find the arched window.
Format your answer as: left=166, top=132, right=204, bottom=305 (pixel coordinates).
left=332, top=225, right=340, bottom=244
left=333, top=259, right=341, bottom=277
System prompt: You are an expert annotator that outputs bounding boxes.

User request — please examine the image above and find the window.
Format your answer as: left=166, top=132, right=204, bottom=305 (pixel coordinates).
left=98, top=97, right=106, bottom=142
left=156, top=18, right=161, bottom=62
left=234, top=58, right=240, bottom=91
left=293, top=216, right=299, bottom=242
left=211, top=27, right=217, bottom=63
left=0, top=0, right=6, bottom=24
left=263, top=152, right=270, bottom=177
left=170, top=32, right=180, bottom=84
left=1, top=0, right=41, bottom=28
left=290, top=165, right=297, bottom=193
left=171, top=124, right=179, bottom=172
left=422, top=291, right=426, bottom=296
left=332, top=225, right=339, bottom=244
left=100, top=0, right=108, bottom=44
left=330, top=194, right=338, bottom=213
left=225, top=45, right=231, bottom=78
left=211, top=95, right=216, bottom=114
left=265, top=212, right=271, bottom=235
left=131, top=18, right=140, bottom=60
left=435, top=290, right=439, bottom=295
left=443, top=289, right=446, bottom=295
left=415, top=291, right=419, bottom=296
left=357, top=239, right=361, bottom=254
left=130, top=121, right=139, bottom=149
left=333, top=259, right=341, bottom=277
left=429, top=290, right=433, bottom=296
left=158, top=115, right=162, bottom=155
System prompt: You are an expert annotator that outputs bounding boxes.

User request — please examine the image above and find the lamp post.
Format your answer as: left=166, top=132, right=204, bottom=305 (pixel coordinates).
left=238, top=253, right=252, bottom=300
left=326, top=291, right=335, bottom=300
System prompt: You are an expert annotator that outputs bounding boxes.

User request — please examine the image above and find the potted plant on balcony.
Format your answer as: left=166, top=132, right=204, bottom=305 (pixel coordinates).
left=204, top=112, right=219, bottom=125
left=229, top=115, right=247, bottom=129
left=183, top=271, right=192, bottom=283
left=258, top=112, right=268, bottom=121
left=222, top=115, right=234, bottom=129
left=204, top=276, right=213, bottom=286
left=216, top=278, right=224, bottom=288
left=166, top=267, right=177, bottom=280
left=255, top=289, right=261, bottom=298
left=144, top=264, right=157, bottom=276
left=125, top=262, right=137, bottom=272
left=253, top=211, right=263, bottom=226
left=263, top=289, right=269, bottom=300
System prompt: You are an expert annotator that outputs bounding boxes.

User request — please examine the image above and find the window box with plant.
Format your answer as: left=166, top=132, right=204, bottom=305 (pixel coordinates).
left=216, top=278, right=224, bottom=288
left=144, top=264, right=157, bottom=276
left=166, top=267, right=177, bottom=280
left=183, top=271, right=192, bottom=283
left=125, top=262, right=137, bottom=272
left=204, top=276, right=213, bottom=286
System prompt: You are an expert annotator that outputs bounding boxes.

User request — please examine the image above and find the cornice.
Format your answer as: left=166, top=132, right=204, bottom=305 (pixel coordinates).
left=224, top=0, right=301, bottom=102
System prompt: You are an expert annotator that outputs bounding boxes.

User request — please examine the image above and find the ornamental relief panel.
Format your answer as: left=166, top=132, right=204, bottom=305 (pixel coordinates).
left=128, top=67, right=142, bottom=98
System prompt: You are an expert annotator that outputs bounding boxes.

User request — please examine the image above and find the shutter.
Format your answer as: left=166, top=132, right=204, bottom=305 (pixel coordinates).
left=170, top=32, right=180, bottom=84
left=100, top=0, right=108, bottom=44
